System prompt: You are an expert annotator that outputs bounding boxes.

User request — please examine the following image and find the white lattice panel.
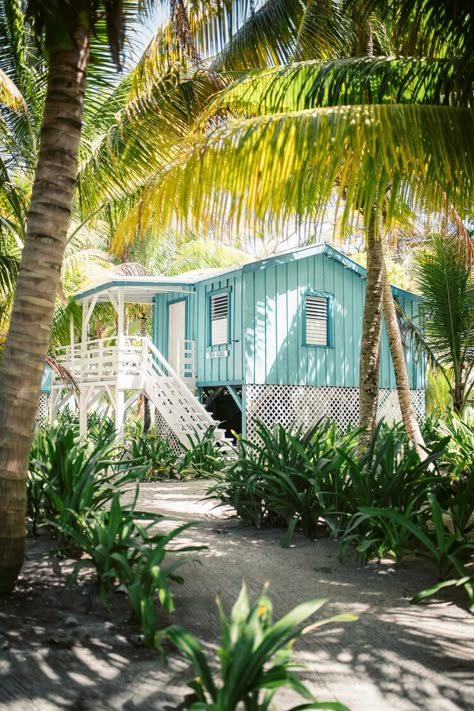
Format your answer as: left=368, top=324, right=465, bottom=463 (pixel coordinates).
left=378, top=388, right=425, bottom=424
left=245, top=384, right=425, bottom=441
left=37, top=393, right=50, bottom=428
left=155, top=410, right=184, bottom=454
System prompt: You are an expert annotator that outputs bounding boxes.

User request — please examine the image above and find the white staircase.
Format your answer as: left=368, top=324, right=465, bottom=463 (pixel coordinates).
left=139, top=338, right=235, bottom=453
left=53, top=336, right=235, bottom=455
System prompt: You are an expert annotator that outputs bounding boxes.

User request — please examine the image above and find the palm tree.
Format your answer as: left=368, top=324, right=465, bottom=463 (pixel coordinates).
left=0, top=0, right=172, bottom=594
left=413, top=234, right=474, bottom=415
left=97, top=0, right=472, bottom=454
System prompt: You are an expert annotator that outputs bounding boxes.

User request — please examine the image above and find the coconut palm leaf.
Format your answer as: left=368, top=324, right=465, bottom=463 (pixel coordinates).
left=76, top=67, right=223, bottom=218
left=363, top=0, right=473, bottom=60
left=135, top=0, right=306, bottom=83
left=0, top=68, right=26, bottom=111
left=200, top=57, right=474, bottom=120
left=415, top=234, right=474, bottom=373
left=124, top=103, right=473, bottom=238
left=165, top=238, right=252, bottom=275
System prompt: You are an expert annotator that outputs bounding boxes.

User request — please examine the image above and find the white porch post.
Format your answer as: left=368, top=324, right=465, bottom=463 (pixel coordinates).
left=117, top=287, right=125, bottom=344
left=81, top=298, right=90, bottom=346
left=115, top=288, right=125, bottom=442
left=115, top=389, right=125, bottom=442
left=79, top=386, right=89, bottom=439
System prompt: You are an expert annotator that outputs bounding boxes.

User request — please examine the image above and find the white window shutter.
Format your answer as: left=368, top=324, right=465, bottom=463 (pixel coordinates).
left=210, top=293, right=229, bottom=345
left=306, top=295, right=328, bottom=345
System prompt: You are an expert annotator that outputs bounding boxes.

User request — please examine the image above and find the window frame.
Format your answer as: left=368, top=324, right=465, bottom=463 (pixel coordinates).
left=208, top=287, right=232, bottom=347
left=303, top=290, right=333, bottom=348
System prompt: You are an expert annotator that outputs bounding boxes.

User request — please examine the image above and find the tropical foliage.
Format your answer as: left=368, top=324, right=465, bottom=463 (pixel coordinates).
left=164, top=581, right=356, bottom=710
left=413, top=234, right=474, bottom=414
left=210, top=416, right=474, bottom=605
left=27, top=421, right=204, bottom=646
left=27, top=424, right=141, bottom=537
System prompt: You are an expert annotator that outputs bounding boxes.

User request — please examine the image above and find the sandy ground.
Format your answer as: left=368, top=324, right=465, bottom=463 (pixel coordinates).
left=0, top=479, right=473, bottom=710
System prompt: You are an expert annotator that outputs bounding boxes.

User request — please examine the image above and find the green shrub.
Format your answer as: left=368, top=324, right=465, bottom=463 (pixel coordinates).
left=28, top=425, right=142, bottom=540
left=163, top=582, right=356, bottom=710
left=178, top=426, right=226, bottom=479
left=358, top=494, right=474, bottom=606
left=51, top=491, right=203, bottom=645
left=337, top=422, right=444, bottom=560
left=208, top=420, right=330, bottom=541
left=52, top=490, right=164, bottom=598
left=124, top=522, right=201, bottom=646
left=437, top=415, right=474, bottom=479
left=53, top=407, right=115, bottom=445
left=209, top=418, right=455, bottom=555
left=87, top=411, right=116, bottom=445
left=125, top=428, right=179, bottom=480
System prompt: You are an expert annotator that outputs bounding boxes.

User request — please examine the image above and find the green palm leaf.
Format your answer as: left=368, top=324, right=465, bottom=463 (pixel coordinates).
left=132, top=104, right=474, bottom=236
left=201, top=56, right=473, bottom=120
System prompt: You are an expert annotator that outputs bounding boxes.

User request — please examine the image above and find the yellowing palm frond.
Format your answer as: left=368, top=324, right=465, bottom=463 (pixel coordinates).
left=129, top=103, right=474, bottom=237
left=165, top=238, right=252, bottom=275
left=0, top=68, right=26, bottom=112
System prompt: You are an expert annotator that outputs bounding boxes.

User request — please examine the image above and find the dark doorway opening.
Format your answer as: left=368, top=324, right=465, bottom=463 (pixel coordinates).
left=201, top=386, right=242, bottom=439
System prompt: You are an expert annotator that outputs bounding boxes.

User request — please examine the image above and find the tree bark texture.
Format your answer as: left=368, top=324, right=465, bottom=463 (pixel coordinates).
left=359, top=212, right=384, bottom=444
left=0, top=32, right=90, bottom=593
left=381, top=261, right=427, bottom=458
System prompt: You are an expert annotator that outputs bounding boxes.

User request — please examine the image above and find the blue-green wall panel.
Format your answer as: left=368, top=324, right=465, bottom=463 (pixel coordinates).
left=150, top=251, right=424, bottom=390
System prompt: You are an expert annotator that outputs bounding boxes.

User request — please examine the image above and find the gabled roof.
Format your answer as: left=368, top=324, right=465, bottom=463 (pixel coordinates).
left=74, top=243, right=419, bottom=302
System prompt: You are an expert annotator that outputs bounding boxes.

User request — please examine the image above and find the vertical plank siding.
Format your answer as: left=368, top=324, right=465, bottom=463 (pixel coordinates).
left=150, top=249, right=424, bottom=390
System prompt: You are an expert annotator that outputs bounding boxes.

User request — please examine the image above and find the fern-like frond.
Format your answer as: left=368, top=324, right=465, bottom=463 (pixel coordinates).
left=415, top=234, right=474, bottom=372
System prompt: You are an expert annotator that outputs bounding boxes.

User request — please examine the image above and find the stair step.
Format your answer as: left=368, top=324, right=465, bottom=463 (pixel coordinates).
left=142, top=347, right=234, bottom=452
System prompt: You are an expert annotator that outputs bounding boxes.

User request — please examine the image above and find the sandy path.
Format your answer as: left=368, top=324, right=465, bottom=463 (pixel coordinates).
left=134, top=481, right=474, bottom=711
left=1, top=479, right=473, bottom=710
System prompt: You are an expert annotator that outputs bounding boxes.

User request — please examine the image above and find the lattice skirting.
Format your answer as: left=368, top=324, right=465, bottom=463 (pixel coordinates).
left=245, top=384, right=425, bottom=441
left=36, top=393, right=50, bottom=427
left=155, top=410, right=184, bottom=454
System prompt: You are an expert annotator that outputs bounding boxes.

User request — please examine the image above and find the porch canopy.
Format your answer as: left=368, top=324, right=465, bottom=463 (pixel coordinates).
left=73, top=269, right=230, bottom=341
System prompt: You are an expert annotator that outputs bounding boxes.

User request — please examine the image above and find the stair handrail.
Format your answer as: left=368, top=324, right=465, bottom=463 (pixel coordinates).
left=141, top=337, right=215, bottom=426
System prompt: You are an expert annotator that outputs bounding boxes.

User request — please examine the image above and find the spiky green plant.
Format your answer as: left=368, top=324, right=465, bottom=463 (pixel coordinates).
left=163, top=582, right=356, bottom=710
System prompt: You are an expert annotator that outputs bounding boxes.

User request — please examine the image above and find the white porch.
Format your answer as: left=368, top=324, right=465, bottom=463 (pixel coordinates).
left=50, top=279, right=232, bottom=452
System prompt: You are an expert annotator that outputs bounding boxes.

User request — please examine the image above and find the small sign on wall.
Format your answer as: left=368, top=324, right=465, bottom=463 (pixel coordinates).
left=206, top=350, right=229, bottom=359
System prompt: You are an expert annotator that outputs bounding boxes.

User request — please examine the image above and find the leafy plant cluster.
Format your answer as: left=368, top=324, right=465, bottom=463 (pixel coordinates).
left=53, top=405, right=116, bottom=445
left=163, top=582, right=356, bottom=711
left=25, top=423, right=353, bottom=707
left=27, top=424, right=136, bottom=535
left=210, top=417, right=474, bottom=606
left=124, top=424, right=226, bottom=481
left=27, top=425, right=200, bottom=644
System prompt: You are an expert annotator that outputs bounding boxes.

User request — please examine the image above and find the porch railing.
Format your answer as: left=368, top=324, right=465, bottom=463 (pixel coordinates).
left=53, top=336, right=196, bottom=387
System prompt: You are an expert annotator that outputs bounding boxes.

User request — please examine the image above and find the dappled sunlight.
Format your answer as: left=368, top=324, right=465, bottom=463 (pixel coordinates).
left=134, top=480, right=474, bottom=709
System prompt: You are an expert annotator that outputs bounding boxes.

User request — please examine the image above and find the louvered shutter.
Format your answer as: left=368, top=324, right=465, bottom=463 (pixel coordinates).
left=210, top=293, right=229, bottom=345
left=305, top=295, right=328, bottom=345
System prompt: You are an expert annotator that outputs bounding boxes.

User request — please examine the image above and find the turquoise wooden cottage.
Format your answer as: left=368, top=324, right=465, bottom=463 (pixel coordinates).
left=51, top=243, right=425, bottom=444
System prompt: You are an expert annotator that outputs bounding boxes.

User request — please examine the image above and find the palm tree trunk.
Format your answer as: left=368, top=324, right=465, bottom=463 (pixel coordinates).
left=359, top=210, right=384, bottom=444
left=381, top=259, right=427, bottom=459
left=0, top=31, right=90, bottom=594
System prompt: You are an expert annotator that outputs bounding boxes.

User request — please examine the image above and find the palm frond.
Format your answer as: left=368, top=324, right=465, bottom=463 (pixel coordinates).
left=165, top=238, right=252, bottom=275
left=200, top=57, right=474, bottom=121
left=395, top=299, right=448, bottom=382
left=0, top=68, right=27, bottom=111
left=415, top=234, right=474, bottom=371
left=76, top=68, right=219, bottom=218
left=45, top=354, right=78, bottom=389
left=361, top=0, right=473, bottom=60
left=129, top=104, right=474, bottom=238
